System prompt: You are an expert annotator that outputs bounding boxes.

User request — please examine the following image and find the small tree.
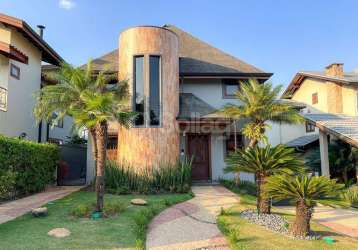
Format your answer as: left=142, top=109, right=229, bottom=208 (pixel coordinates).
left=34, top=62, right=134, bottom=212
left=264, top=175, right=345, bottom=237
left=225, top=144, right=304, bottom=214
left=220, top=79, right=303, bottom=148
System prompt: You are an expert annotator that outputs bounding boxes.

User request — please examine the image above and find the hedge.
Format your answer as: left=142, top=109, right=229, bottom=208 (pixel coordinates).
left=0, top=135, right=59, bottom=200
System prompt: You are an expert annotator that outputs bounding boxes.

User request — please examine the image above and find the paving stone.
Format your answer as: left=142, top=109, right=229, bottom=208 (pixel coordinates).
left=48, top=228, right=71, bottom=238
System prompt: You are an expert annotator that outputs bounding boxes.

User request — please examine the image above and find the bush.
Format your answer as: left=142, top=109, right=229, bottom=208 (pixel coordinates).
left=105, top=159, right=192, bottom=194
left=70, top=200, right=127, bottom=218
left=0, top=135, right=59, bottom=199
left=343, top=186, right=358, bottom=207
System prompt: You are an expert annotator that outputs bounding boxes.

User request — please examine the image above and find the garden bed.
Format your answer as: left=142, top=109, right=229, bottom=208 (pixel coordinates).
left=0, top=191, right=192, bottom=250
left=218, top=181, right=358, bottom=250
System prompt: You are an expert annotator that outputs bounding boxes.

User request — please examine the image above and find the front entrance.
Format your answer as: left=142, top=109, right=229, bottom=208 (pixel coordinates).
left=187, top=134, right=210, bottom=181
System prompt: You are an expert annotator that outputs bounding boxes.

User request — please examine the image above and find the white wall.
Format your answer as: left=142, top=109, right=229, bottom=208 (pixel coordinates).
left=181, top=78, right=242, bottom=109
left=48, top=116, right=74, bottom=143
left=0, top=26, right=42, bottom=141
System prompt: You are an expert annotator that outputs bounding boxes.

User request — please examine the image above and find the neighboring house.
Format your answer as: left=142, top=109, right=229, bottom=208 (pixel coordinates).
left=283, top=63, right=358, bottom=178
left=41, top=64, right=75, bottom=144
left=85, top=25, right=275, bottom=183
left=0, top=13, right=66, bottom=142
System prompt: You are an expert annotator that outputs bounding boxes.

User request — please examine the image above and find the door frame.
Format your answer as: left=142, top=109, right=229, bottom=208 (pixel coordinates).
left=185, top=133, right=212, bottom=181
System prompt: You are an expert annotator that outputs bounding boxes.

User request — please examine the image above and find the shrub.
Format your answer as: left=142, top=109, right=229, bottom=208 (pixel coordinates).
left=71, top=200, right=126, bottom=218
left=0, top=169, right=17, bottom=199
left=105, top=159, right=192, bottom=194
left=0, top=135, right=59, bottom=199
left=343, top=186, right=358, bottom=207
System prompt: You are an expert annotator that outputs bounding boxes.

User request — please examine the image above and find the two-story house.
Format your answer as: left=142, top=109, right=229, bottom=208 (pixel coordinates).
left=85, top=25, right=275, bottom=183
left=283, top=63, right=358, bottom=178
left=0, top=13, right=72, bottom=144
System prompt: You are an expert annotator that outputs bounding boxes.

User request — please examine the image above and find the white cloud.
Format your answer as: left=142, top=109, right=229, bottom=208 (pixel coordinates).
left=59, top=0, right=76, bottom=10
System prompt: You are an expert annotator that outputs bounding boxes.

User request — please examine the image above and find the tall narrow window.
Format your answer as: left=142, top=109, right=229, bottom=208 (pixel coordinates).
left=133, top=56, right=145, bottom=126
left=149, top=56, right=161, bottom=126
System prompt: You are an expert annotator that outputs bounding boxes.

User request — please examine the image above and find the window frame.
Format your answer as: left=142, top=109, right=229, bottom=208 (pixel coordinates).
left=312, top=92, right=318, bottom=105
left=222, top=79, right=240, bottom=99
left=133, top=55, right=145, bottom=127
left=148, top=55, right=162, bottom=127
left=225, top=133, right=243, bottom=156
left=0, top=86, right=7, bottom=112
left=10, top=63, right=20, bottom=80
left=305, top=121, right=315, bottom=133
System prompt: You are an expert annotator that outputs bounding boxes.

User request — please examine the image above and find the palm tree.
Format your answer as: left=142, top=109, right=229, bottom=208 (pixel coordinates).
left=220, top=79, right=303, bottom=148
left=34, top=62, right=134, bottom=212
left=264, top=175, right=345, bottom=237
left=225, top=144, right=304, bottom=214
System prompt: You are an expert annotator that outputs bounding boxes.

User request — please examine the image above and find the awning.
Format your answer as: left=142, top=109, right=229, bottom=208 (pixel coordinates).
left=286, top=134, right=319, bottom=147
left=304, top=113, right=358, bottom=148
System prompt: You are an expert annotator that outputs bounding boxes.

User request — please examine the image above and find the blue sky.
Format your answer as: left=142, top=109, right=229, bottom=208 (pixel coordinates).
left=1, top=0, right=358, bottom=87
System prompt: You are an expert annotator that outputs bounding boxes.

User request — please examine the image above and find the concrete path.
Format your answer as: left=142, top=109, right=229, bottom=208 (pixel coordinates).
left=0, top=186, right=82, bottom=224
left=278, top=205, right=358, bottom=238
left=146, top=185, right=239, bottom=250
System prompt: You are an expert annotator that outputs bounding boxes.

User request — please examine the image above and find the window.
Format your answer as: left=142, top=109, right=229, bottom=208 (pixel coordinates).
left=51, top=112, right=64, bottom=128
left=312, top=92, right=318, bottom=104
left=225, top=134, right=243, bottom=156
left=0, top=87, right=7, bottom=111
left=149, top=55, right=161, bottom=126
left=107, top=136, right=118, bottom=149
left=133, top=56, right=145, bottom=126
left=305, top=121, right=315, bottom=133
left=222, top=79, right=239, bottom=98
left=10, top=64, right=20, bottom=80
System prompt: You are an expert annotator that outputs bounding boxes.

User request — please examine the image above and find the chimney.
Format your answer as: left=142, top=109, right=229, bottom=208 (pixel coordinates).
left=37, top=25, right=45, bottom=38
left=325, top=63, right=344, bottom=77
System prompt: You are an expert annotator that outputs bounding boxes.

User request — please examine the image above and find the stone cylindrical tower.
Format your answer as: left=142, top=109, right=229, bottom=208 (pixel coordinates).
left=117, top=26, right=179, bottom=169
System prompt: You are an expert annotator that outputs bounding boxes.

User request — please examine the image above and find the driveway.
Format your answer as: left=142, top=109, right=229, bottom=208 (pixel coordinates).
left=0, top=186, right=82, bottom=224
left=146, top=185, right=239, bottom=250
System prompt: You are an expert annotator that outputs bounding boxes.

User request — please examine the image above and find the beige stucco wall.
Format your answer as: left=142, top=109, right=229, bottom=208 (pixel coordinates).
left=0, top=23, right=11, bottom=44
left=0, top=26, right=42, bottom=141
left=342, top=85, right=358, bottom=115
left=291, top=78, right=328, bottom=114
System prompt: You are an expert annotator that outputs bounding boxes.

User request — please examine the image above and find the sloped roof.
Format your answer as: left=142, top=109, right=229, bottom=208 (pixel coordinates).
left=178, top=93, right=217, bottom=119
left=286, top=134, right=318, bottom=148
left=283, top=71, right=358, bottom=98
left=304, top=113, right=358, bottom=148
left=0, top=13, right=63, bottom=65
left=84, top=25, right=271, bottom=77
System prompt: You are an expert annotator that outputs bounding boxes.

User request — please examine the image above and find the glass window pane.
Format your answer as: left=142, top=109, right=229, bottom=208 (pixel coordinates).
left=149, top=56, right=161, bottom=126
left=134, top=56, right=144, bottom=126
left=226, top=84, right=238, bottom=96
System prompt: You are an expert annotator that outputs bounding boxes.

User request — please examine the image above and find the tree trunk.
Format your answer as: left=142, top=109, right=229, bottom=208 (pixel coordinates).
left=289, top=200, right=312, bottom=237
left=256, top=173, right=270, bottom=214
left=248, top=138, right=258, bottom=148
left=89, top=128, right=98, bottom=185
left=342, top=168, right=348, bottom=185
left=95, top=121, right=107, bottom=212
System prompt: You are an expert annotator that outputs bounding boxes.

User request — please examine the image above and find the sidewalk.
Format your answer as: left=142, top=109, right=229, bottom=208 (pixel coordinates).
left=0, top=186, right=82, bottom=224
left=146, top=185, right=239, bottom=250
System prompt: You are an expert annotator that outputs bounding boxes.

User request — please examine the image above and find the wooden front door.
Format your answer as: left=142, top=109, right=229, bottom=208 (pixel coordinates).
left=187, top=134, right=210, bottom=181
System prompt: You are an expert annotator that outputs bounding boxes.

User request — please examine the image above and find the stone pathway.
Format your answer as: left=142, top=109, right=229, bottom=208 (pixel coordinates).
left=278, top=205, right=358, bottom=238
left=146, top=185, right=239, bottom=250
left=0, top=186, right=82, bottom=224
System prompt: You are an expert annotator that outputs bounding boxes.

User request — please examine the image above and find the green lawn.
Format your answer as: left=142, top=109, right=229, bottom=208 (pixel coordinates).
left=218, top=184, right=358, bottom=250
left=0, top=191, right=192, bottom=250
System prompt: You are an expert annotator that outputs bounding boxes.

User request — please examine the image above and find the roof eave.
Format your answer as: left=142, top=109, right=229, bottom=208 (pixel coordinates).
left=0, top=13, right=64, bottom=66
left=180, top=72, right=273, bottom=78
